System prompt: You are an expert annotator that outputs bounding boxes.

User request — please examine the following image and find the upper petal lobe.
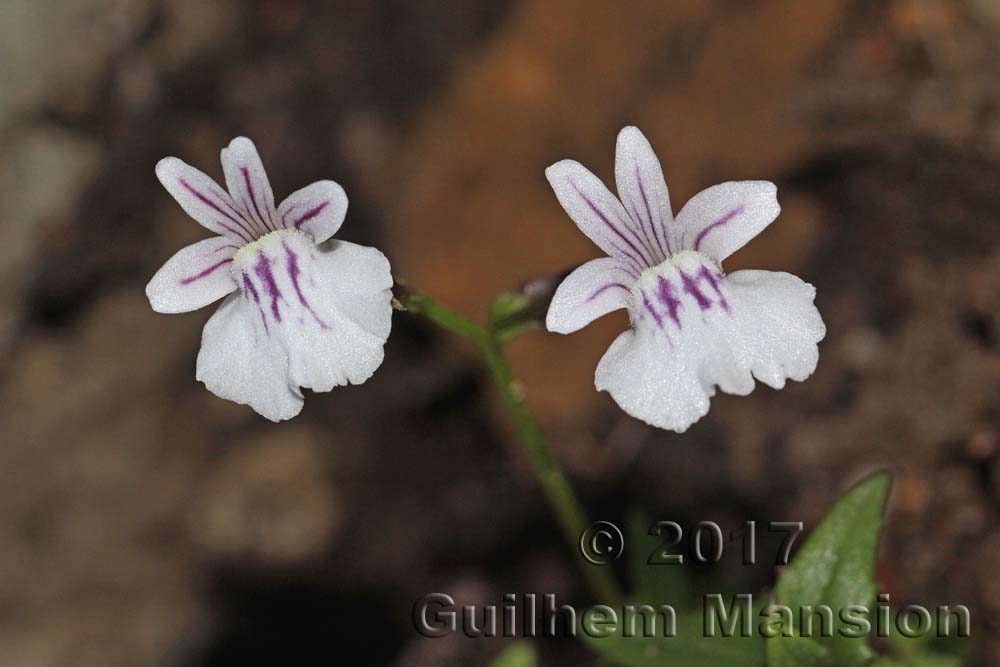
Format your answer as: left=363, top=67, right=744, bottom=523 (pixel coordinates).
left=221, top=137, right=277, bottom=236
left=674, top=181, right=780, bottom=263
left=155, top=157, right=260, bottom=243
left=614, top=126, right=673, bottom=262
left=546, top=160, right=658, bottom=272
left=277, top=180, right=348, bottom=244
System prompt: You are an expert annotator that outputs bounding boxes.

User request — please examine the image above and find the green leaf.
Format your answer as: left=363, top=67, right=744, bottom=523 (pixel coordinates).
left=626, top=509, right=692, bottom=607
left=773, top=472, right=892, bottom=667
left=491, top=641, right=538, bottom=667
left=870, top=654, right=961, bottom=667
left=581, top=606, right=766, bottom=667
left=766, top=634, right=829, bottom=667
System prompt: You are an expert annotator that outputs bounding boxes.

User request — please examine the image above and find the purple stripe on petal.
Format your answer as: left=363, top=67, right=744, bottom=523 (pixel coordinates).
left=242, top=273, right=269, bottom=334
left=614, top=207, right=658, bottom=262
left=586, top=282, right=629, bottom=302
left=693, top=206, right=744, bottom=251
left=241, top=166, right=273, bottom=232
left=655, top=276, right=683, bottom=329
left=253, top=254, right=284, bottom=322
left=179, top=258, right=232, bottom=285
left=642, top=290, right=664, bottom=329
left=280, top=203, right=301, bottom=229
left=571, top=181, right=651, bottom=268
left=698, top=265, right=730, bottom=312
left=284, top=242, right=329, bottom=329
left=680, top=270, right=712, bottom=310
left=292, top=201, right=330, bottom=230
left=635, top=163, right=671, bottom=257
left=179, top=179, right=255, bottom=241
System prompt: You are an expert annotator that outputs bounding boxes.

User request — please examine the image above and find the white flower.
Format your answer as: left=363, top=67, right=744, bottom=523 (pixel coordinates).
left=545, top=127, right=825, bottom=432
left=146, top=137, right=393, bottom=421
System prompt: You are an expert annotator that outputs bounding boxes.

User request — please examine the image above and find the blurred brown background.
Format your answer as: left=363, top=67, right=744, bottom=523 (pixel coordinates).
left=1, top=0, right=999, bottom=665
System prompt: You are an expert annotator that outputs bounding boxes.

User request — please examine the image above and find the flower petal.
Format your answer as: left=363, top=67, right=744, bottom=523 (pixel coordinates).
left=283, top=240, right=393, bottom=392
left=155, top=157, right=260, bottom=243
left=674, top=181, right=780, bottom=263
left=201, top=230, right=392, bottom=420
left=595, top=258, right=824, bottom=432
left=146, top=236, right=239, bottom=313
left=197, top=292, right=304, bottom=421
left=221, top=137, right=277, bottom=236
left=277, top=180, right=348, bottom=244
left=546, top=160, right=658, bottom=273
left=546, top=257, right=634, bottom=334
left=614, top=126, right=673, bottom=261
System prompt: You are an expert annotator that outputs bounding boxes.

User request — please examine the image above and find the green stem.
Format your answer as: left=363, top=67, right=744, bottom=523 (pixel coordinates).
left=396, top=283, right=624, bottom=605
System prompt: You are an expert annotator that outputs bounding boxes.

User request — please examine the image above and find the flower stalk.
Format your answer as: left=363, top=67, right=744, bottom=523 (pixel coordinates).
left=394, top=280, right=624, bottom=606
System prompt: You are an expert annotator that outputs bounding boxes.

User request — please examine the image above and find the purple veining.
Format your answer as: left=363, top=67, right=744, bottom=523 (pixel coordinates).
left=292, top=201, right=330, bottom=230
left=284, top=242, right=329, bottom=329
left=253, top=253, right=284, bottom=322
left=614, top=207, right=658, bottom=263
left=179, top=178, right=256, bottom=242
left=280, top=203, right=301, bottom=229
left=586, top=282, right=629, bottom=302
left=179, top=258, right=232, bottom=285
left=698, top=265, right=730, bottom=312
left=242, top=273, right=268, bottom=333
left=571, top=180, right=651, bottom=268
left=680, top=270, right=712, bottom=310
left=693, top=206, right=744, bottom=251
left=641, top=290, right=664, bottom=329
left=655, top=276, right=683, bottom=328
left=635, top=163, right=671, bottom=258
left=241, top=166, right=273, bottom=233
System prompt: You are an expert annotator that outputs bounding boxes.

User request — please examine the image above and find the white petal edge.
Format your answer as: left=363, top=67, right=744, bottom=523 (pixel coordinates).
left=546, top=257, right=633, bottom=334
left=277, top=180, right=348, bottom=244
left=674, top=181, right=780, bottom=263
left=197, top=292, right=304, bottom=422
left=614, top=126, right=673, bottom=261
left=283, top=239, right=394, bottom=393
left=221, top=137, right=276, bottom=236
left=146, top=236, right=239, bottom=313
left=595, top=269, right=824, bottom=432
left=155, top=157, right=259, bottom=243
left=545, top=159, right=657, bottom=272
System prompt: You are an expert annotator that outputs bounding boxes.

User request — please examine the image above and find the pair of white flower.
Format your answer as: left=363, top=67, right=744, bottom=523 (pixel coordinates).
left=147, top=128, right=824, bottom=432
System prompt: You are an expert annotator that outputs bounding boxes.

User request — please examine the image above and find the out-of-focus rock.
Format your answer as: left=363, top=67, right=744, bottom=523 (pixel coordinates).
left=0, top=0, right=152, bottom=123
left=0, top=126, right=101, bottom=352
left=187, top=427, right=343, bottom=566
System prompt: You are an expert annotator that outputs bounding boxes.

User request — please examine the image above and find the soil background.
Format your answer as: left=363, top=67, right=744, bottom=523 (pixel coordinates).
left=1, top=0, right=999, bottom=665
